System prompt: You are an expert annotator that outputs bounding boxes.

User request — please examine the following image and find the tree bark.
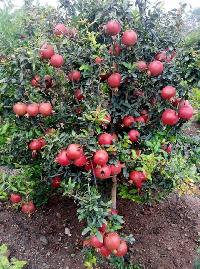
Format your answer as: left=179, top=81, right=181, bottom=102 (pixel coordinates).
left=111, top=176, right=117, bottom=210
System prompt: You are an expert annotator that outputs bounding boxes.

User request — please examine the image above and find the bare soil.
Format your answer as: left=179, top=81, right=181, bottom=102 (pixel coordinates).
left=0, top=193, right=200, bottom=269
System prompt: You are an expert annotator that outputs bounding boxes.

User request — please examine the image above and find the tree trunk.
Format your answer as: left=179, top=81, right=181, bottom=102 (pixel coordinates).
left=111, top=176, right=117, bottom=210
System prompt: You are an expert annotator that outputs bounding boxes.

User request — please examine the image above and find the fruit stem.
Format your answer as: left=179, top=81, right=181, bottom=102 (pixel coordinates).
left=111, top=176, right=117, bottom=210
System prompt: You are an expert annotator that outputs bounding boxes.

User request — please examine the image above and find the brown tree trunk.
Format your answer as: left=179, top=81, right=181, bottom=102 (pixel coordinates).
left=111, top=176, right=117, bottom=210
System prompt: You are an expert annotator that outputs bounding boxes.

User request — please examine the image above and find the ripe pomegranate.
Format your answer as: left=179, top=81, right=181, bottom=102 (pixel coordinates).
left=74, top=154, right=87, bottom=167
left=74, top=89, right=84, bottom=101
left=93, top=150, right=109, bottom=166
left=161, top=109, right=179, bottom=126
left=105, top=20, right=121, bottom=36
left=13, top=103, right=27, bottom=116
left=10, top=193, right=22, bottom=204
left=134, top=116, right=145, bottom=123
left=161, top=86, right=176, bottom=100
left=95, top=57, right=103, bottom=64
left=84, top=160, right=92, bottom=171
left=109, top=42, right=122, bottom=56
left=94, top=165, right=111, bottom=179
left=155, top=51, right=167, bottom=62
left=31, top=75, right=40, bottom=87
left=98, top=223, right=107, bottom=234
left=148, top=60, right=164, bottom=76
left=40, top=43, right=54, bottom=59
left=178, top=104, right=193, bottom=120
left=51, top=176, right=62, bottom=188
left=137, top=61, right=147, bottom=71
left=55, top=150, right=71, bottom=166
left=54, top=23, right=68, bottom=36
left=99, top=246, right=111, bottom=257
left=66, top=144, right=83, bottom=160
left=129, top=171, right=147, bottom=189
left=104, top=232, right=120, bottom=251
left=128, top=129, right=140, bottom=142
left=179, top=99, right=190, bottom=108
left=90, top=236, right=103, bottom=248
left=50, top=54, right=64, bottom=68
left=110, top=161, right=122, bottom=175
left=115, top=240, right=128, bottom=257
left=122, top=116, right=135, bottom=127
left=38, top=137, right=46, bottom=148
left=122, top=30, right=137, bottom=46
left=29, top=139, right=43, bottom=151
left=110, top=208, right=118, bottom=215
left=101, top=114, right=111, bottom=125
left=107, top=73, right=121, bottom=88
left=21, top=201, right=36, bottom=214
left=68, top=70, right=81, bottom=82
left=39, top=103, right=52, bottom=116
left=162, top=144, right=173, bottom=154
left=26, top=103, right=39, bottom=117
left=140, top=110, right=149, bottom=122
left=98, top=133, right=113, bottom=145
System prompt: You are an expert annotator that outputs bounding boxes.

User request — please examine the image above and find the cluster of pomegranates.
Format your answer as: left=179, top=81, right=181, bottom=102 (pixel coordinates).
left=13, top=102, right=53, bottom=117
left=86, top=223, right=128, bottom=257
left=31, top=74, right=53, bottom=89
left=10, top=193, right=36, bottom=214
left=129, top=170, right=147, bottom=190
left=160, top=85, right=194, bottom=125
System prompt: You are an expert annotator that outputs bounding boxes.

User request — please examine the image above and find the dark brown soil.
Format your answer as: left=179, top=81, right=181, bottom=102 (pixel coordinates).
left=0, top=194, right=200, bottom=269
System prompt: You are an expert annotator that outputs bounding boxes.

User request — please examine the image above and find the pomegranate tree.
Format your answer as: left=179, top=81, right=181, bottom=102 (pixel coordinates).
left=0, top=0, right=195, bottom=265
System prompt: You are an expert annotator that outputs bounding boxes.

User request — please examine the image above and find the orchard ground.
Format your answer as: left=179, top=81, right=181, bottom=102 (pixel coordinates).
left=0, top=122, right=199, bottom=269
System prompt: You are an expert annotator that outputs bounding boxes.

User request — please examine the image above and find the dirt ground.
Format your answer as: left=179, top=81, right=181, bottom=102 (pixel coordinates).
left=0, top=193, right=200, bottom=269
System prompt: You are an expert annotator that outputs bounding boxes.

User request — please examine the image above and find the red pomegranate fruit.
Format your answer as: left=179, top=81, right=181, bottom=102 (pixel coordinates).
left=161, top=109, right=179, bottom=126
left=51, top=176, right=62, bottom=188
left=31, top=75, right=40, bottom=87
left=110, top=161, right=122, bottom=175
left=39, top=103, right=53, bottom=116
left=115, top=240, right=128, bottom=257
left=122, top=30, right=137, bottom=46
left=10, top=193, right=22, bottom=204
left=26, top=103, right=39, bottom=117
left=74, top=154, right=87, bottom=167
left=128, top=129, right=140, bottom=142
left=13, top=103, right=27, bottom=116
left=178, top=104, right=193, bottom=120
left=66, top=144, right=83, bottom=160
left=105, top=20, right=121, bottom=36
left=107, top=73, right=122, bottom=88
left=90, top=236, right=103, bottom=248
left=109, top=42, right=122, bottom=56
left=54, top=23, right=68, bottom=36
left=50, top=54, right=64, bottom=68
left=93, top=150, right=109, bottom=166
left=161, top=86, right=176, bottom=100
left=94, top=165, right=111, bottom=179
left=55, top=150, right=71, bottom=166
left=148, top=60, right=164, bottom=76
left=68, top=70, right=81, bottom=82
left=21, top=201, right=36, bottom=214
left=104, top=232, right=121, bottom=251
left=95, top=57, right=104, bottom=64
left=29, top=139, right=43, bottom=151
left=40, top=43, right=54, bottom=59
left=129, top=171, right=147, bottom=189
left=134, top=116, right=145, bottom=123
left=137, top=61, right=147, bottom=71
left=122, top=116, right=135, bottom=127
left=99, top=246, right=111, bottom=257
left=162, top=144, right=173, bottom=154
left=98, top=133, right=113, bottom=145
left=74, top=89, right=84, bottom=101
